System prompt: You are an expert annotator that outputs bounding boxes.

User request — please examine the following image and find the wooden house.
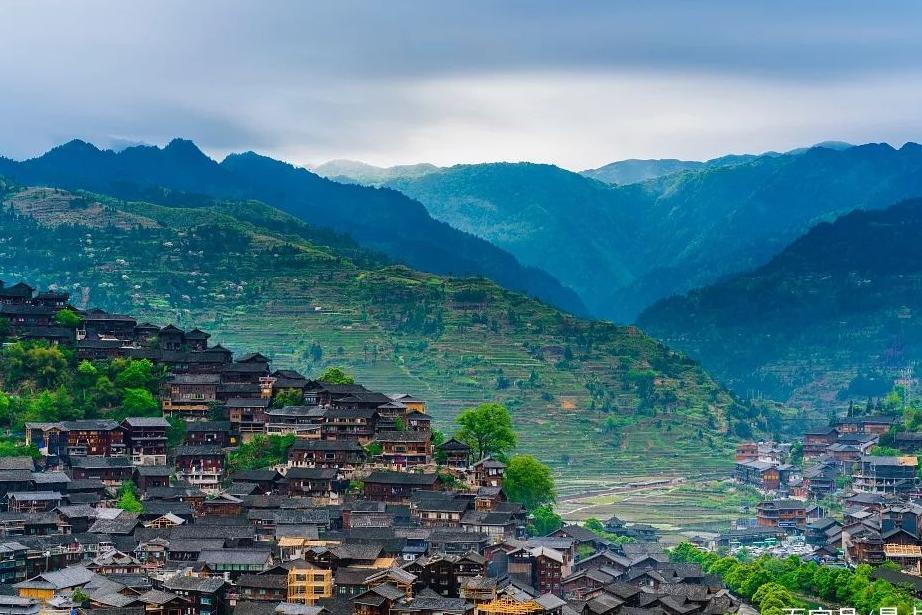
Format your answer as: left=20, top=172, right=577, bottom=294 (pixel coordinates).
left=174, top=446, right=226, bottom=492
left=473, top=458, right=506, bottom=488
left=163, top=374, right=221, bottom=420
left=122, top=417, right=170, bottom=465
left=363, top=472, right=442, bottom=503
left=287, top=439, right=366, bottom=469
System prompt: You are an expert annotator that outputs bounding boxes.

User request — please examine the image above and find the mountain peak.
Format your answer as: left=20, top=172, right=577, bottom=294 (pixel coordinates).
left=162, top=138, right=210, bottom=161
left=38, top=139, right=102, bottom=160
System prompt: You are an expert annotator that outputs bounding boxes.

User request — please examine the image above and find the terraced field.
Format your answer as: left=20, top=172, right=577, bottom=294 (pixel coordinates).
left=558, top=478, right=758, bottom=538
left=0, top=183, right=761, bottom=479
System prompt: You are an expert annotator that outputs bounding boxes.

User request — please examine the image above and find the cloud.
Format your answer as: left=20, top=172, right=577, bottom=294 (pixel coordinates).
left=1, top=1, right=921, bottom=168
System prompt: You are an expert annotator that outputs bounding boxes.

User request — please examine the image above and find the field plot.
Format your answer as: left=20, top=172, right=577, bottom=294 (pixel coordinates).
left=557, top=477, right=757, bottom=539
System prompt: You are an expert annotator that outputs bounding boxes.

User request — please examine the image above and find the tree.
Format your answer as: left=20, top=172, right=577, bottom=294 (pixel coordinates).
left=318, top=367, right=355, bottom=385
left=54, top=309, right=82, bottom=328
left=166, top=416, right=187, bottom=447
left=365, top=442, right=383, bottom=457
left=0, top=317, right=9, bottom=341
left=0, top=437, right=40, bottom=459
left=71, top=589, right=90, bottom=605
left=528, top=504, right=562, bottom=536
left=227, top=434, right=295, bottom=474
left=272, top=389, right=304, bottom=408
left=93, top=375, right=118, bottom=407
left=503, top=454, right=555, bottom=510
left=116, top=481, right=144, bottom=513
left=432, top=430, right=447, bottom=465
left=114, top=359, right=157, bottom=391
left=121, top=388, right=159, bottom=416
left=0, top=392, right=11, bottom=428
left=788, top=441, right=804, bottom=466
left=455, top=402, right=516, bottom=461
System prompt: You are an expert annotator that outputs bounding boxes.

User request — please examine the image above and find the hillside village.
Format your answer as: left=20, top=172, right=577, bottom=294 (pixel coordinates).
left=729, top=413, right=922, bottom=590
left=0, top=279, right=743, bottom=615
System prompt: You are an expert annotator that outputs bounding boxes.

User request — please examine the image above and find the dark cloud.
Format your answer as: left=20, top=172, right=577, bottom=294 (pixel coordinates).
left=1, top=1, right=921, bottom=167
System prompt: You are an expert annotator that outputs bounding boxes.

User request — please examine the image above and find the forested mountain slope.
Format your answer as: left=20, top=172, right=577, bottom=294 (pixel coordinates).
left=0, top=181, right=772, bottom=482
left=638, top=198, right=922, bottom=405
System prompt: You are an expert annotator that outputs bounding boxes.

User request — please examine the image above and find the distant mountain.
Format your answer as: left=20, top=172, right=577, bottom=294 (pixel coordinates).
left=638, top=197, right=922, bottom=405
left=312, top=159, right=440, bottom=184
left=0, top=140, right=585, bottom=315
left=386, top=162, right=642, bottom=319
left=581, top=142, right=851, bottom=186
left=0, top=180, right=763, bottom=478
left=581, top=158, right=706, bottom=185
left=387, top=143, right=922, bottom=321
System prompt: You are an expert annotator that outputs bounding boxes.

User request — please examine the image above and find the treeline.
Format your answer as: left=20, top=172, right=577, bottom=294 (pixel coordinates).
left=0, top=341, right=164, bottom=430
left=671, top=543, right=917, bottom=615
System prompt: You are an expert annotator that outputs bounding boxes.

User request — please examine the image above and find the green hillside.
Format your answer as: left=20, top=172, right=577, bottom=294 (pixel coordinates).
left=638, top=198, right=922, bottom=407
left=0, top=182, right=768, bottom=485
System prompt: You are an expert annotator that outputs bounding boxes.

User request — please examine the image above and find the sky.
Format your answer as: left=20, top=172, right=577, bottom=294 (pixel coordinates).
left=2, top=1, right=922, bottom=170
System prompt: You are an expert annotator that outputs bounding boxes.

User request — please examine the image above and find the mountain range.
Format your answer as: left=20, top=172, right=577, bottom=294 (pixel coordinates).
left=376, top=142, right=922, bottom=321
left=0, top=179, right=768, bottom=482
left=638, top=197, right=922, bottom=405
left=0, top=140, right=586, bottom=316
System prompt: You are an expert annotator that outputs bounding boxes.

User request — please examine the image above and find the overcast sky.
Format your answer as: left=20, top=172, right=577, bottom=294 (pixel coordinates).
left=2, top=1, right=922, bottom=170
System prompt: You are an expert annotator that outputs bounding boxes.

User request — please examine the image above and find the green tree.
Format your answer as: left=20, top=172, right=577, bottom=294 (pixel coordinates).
left=121, top=388, right=159, bottom=416
left=227, top=434, right=295, bottom=474
left=788, top=441, right=804, bottom=466
left=75, top=361, right=98, bottom=389
left=455, top=402, right=516, bottom=461
left=0, top=437, right=40, bottom=459
left=54, top=309, right=83, bottom=328
left=503, top=454, right=555, bottom=510
left=114, top=359, right=157, bottom=391
left=0, top=392, right=11, bottom=428
left=528, top=504, right=562, bottom=536
left=93, top=375, right=118, bottom=407
left=166, top=417, right=187, bottom=447
left=365, top=442, right=383, bottom=457
left=318, top=367, right=355, bottom=385
left=272, top=389, right=305, bottom=408
left=0, top=317, right=10, bottom=341
left=116, top=481, right=144, bottom=513
left=71, top=589, right=90, bottom=605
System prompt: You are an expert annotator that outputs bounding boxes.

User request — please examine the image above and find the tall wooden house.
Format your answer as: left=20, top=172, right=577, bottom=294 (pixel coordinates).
left=163, top=374, right=221, bottom=420
left=61, top=420, right=126, bottom=458
left=174, top=446, right=226, bottom=492
left=122, top=417, right=170, bottom=465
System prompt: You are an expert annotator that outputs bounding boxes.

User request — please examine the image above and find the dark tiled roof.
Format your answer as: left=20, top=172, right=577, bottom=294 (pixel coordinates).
left=365, top=471, right=438, bottom=486
left=225, top=397, right=271, bottom=407
left=70, top=456, right=133, bottom=469
left=374, top=431, right=430, bottom=443
left=287, top=468, right=338, bottom=480
left=290, top=440, right=363, bottom=452
left=122, top=417, right=170, bottom=428
left=175, top=445, right=225, bottom=457
left=186, top=421, right=232, bottom=432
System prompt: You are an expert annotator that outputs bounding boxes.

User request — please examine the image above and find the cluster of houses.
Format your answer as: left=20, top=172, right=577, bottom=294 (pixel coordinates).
left=728, top=414, right=922, bottom=579
left=0, top=281, right=741, bottom=615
